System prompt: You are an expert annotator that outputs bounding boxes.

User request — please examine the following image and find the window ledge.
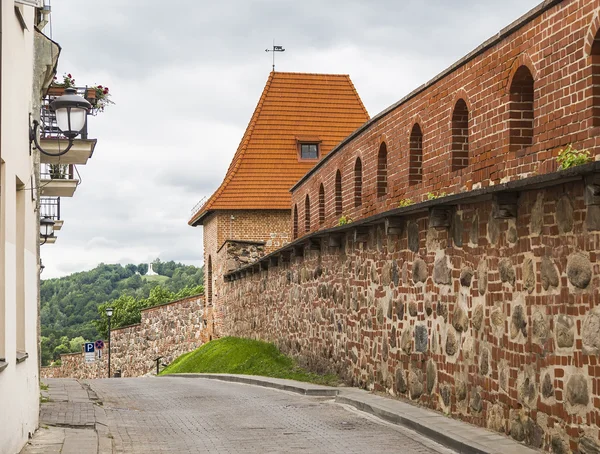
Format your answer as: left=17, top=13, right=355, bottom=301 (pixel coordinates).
left=16, top=351, right=28, bottom=364
left=0, top=359, right=7, bottom=373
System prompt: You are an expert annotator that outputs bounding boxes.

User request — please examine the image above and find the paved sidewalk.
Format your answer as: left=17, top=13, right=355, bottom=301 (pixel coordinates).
left=20, top=378, right=112, bottom=454
left=170, top=373, right=540, bottom=454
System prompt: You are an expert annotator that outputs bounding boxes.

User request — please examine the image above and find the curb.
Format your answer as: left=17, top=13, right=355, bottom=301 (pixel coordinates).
left=164, top=373, right=339, bottom=397
left=335, top=394, right=488, bottom=454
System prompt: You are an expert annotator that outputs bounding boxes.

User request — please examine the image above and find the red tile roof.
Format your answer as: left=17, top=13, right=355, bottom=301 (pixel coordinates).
left=189, top=71, right=369, bottom=225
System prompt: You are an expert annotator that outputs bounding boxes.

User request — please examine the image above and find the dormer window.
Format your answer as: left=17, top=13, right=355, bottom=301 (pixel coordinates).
left=300, top=143, right=319, bottom=160
left=297, top=137, right=321, bottom=161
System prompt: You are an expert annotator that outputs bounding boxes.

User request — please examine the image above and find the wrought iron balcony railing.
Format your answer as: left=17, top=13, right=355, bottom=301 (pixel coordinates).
left=40, top=86, right=95, bottom=140
left=40, top=197, right=60, bottom=221
left=40, top=163, right=75, bottom=180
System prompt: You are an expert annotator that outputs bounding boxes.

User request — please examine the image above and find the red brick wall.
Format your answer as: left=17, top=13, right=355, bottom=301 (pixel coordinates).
left=291, top=0, right=600, bottom=235
left=201, top=209, right=290, bottom=337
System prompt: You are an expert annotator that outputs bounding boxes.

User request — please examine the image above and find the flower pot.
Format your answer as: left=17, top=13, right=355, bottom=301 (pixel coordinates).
left=47, top=86, right=65, bottom=97
left=85, top=88, right=97, bottom=101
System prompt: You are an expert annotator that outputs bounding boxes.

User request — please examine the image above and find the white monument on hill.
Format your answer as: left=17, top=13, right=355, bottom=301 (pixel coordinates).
left=146, top=263, right=158, bottom=276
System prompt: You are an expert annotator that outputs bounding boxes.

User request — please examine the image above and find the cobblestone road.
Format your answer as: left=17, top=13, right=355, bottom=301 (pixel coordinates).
left=89, top=377, right=457, bottom=454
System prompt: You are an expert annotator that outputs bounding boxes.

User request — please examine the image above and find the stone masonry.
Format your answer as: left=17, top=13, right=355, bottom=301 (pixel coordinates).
left=41, top=294, right=206, bottom=379
left=221, top=181, right=600, bottom=453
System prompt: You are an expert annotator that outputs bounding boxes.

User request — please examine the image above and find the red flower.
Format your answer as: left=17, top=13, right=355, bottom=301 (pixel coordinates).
left=98, top=85, right=103, bottom=89
left=103, top=88, right=109, bottom=94
left=67, top=73, right=72, bottom=78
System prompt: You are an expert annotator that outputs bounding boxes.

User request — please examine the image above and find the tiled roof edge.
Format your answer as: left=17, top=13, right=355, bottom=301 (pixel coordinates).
left=345, top=74, right=370, bottom=121
left=189, top=72, right=276, bottom=226
left=290, top=0, right=563, bottom=192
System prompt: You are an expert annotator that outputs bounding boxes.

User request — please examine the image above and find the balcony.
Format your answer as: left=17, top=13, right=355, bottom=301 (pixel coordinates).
left=39, top=86, right=97, bottom=165
left=40, top=164, right=78, bottom=197
left=40, top=197, right=63, bottom=231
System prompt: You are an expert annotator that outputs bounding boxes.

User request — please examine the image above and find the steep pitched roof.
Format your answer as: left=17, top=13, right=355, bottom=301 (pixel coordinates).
left=189, top=71, right=369, bottom=226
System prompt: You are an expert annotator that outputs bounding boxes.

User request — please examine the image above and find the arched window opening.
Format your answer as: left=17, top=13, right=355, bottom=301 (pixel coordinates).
left=207, top=256, right=213, bottom=305
left=304, top=195, right=311, bottom=233
left=409, top=124, right=423, bottom=185
left=509, top=65, right=534, bottom=152
left=354, top=158, right=362, bottom=207
left=592, top=31, right=600, bottom=126
left=319, top=184, right=325, bottom=225
left=335, top=170, right=342, bottom=215
left=377, top=142, right=388, bottom=197
left=293, top=204, right=298, bottom=239
left=451, top=99, right=469, bottom=171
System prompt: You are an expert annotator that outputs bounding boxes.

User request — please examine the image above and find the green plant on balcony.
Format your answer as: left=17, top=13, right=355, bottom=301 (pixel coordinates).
left=49, top=164, right=67, bottom=179
left=50, top=73, right=114, bottom=112
left=556, top=144, right=592, bottom=170
left=51, top=73, right=76, bottom=88
left=427, top=191, right=446, bottom=200
left=90, top=84, right=114, bottom=112
left=338, top=215, right=353, bottom=226
left=398, top=198, right=413, bottom=208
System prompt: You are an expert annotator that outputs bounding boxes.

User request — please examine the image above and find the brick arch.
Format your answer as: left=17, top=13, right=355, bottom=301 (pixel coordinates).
left=450, top=88, right=472, bottom=112
left=506, top=53, right=538, bottom=91
left=584, top=10, right=600, bottom=57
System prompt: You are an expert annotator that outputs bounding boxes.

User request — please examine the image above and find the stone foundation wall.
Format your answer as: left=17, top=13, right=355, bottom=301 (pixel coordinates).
left=221, top=181, right=600, bottom=453
left=220, top=240, right=265, bottom=273
left=41, top=294, right=206, bottom=379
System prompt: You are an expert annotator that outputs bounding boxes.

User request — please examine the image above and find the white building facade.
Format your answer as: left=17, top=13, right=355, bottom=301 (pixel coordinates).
left=1, top=2, right=58, bottom=453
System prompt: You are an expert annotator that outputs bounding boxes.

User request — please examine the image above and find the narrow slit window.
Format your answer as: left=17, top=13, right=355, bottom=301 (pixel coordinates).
left=377, top=142, right=388, bottom=197
left=304, top=195, right=311, bottom=233
left=451, top=99, right=469, bottom=171
left=293, top=204, right=298, bottom=239
left=409, top=124, right=423, bottom=185
left=509, top=66, right=534, bottom=153
left=319, top=184, right=325, bottom=225
left=354, top=158, right=362, bottom=207
left=335, top=170, right=342, bottom=215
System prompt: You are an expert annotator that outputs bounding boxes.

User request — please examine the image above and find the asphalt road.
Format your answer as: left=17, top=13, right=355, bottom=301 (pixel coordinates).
left=88, top=377, right=457, bottom=454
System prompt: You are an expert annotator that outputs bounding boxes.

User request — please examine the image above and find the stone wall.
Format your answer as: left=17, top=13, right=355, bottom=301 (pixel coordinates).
left=221, top=180, right=600, bottom=453
left=220, top=240, right=265, bottom=273
left=41, top=294, right=206, bottom=379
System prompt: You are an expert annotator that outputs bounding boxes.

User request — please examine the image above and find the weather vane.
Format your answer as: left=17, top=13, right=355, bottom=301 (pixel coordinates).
left=265, top=41, right=285, bottom=71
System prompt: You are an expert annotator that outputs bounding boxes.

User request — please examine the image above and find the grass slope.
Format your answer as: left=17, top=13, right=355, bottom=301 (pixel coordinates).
left=160, top=337, right=338, bottom=386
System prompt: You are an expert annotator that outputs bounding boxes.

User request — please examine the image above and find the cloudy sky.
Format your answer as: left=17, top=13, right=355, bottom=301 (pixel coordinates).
left=41, top=0, right=542, bottom=278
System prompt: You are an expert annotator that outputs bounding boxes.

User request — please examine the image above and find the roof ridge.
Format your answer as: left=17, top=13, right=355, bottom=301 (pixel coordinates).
left=188, top=72, right=275, bottom=225
left=272, top=71, right=351, bottom=77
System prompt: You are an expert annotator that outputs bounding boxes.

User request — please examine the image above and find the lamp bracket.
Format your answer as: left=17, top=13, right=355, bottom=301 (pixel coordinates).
left=29, top=119, right=74, bottom=157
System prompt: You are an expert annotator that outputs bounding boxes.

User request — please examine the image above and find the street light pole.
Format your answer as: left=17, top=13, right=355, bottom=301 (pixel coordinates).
left=106, top=307, right=113, bottom=378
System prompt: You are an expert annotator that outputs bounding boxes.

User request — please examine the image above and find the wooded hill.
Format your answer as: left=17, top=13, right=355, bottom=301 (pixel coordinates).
left=40, top=260, right=204, bottom=366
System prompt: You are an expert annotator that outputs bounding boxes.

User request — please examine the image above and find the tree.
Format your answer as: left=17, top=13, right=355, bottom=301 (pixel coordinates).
left=40, top=261, right=204, bottom=365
